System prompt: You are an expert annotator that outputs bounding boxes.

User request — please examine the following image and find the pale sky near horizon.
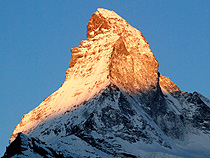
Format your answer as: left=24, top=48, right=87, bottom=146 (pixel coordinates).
left=0, top=1, right=210, bottom=155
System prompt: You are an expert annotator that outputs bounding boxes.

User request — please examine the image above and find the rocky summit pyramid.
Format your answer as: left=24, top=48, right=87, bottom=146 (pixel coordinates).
left=3, top=8, right=210, bottom=158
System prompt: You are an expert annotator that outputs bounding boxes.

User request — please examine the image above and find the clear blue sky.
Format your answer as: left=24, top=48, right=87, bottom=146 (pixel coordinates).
left=0, top=0, right=209, bottom=155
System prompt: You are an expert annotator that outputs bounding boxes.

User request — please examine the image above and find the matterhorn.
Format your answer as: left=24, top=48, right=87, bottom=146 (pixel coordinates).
left=3, top=8, right=210, bottom=158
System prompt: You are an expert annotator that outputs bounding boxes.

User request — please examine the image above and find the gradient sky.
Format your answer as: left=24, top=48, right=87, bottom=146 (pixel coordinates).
left=0, top=1, right=210, bottom=155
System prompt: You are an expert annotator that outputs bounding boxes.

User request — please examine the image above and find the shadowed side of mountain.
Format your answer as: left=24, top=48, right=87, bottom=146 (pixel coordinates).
left=3, top=84, right=210, bottom=157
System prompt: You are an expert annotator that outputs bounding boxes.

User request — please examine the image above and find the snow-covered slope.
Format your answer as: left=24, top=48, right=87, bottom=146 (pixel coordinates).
left=4, top=8, right=210, bottom=158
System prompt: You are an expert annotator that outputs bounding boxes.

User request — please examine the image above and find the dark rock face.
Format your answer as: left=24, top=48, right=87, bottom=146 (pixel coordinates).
left=30, top=85, right=172, bottom=156
left=181, top=92, right=210, bottom=132
left=2, top=133, right=65, bottom=158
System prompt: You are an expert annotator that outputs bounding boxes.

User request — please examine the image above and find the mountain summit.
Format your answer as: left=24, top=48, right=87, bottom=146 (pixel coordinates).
left=4, top=8, right=210, bottom=158
left=10, top=8, right=160, bottom=143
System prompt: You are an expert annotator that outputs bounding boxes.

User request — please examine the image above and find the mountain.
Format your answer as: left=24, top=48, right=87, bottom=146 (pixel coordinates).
left=3, top=8, right=210, bottom=158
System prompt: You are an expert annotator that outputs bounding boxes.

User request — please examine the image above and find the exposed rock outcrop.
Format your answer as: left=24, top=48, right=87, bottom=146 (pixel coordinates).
left=159, top=75, right=181, bottom=94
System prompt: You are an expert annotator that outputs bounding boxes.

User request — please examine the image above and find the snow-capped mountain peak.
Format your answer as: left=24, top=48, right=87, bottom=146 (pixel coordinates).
left=10, top=9, right=162, bottom=144
left=5, top=8, right=210, bottom=158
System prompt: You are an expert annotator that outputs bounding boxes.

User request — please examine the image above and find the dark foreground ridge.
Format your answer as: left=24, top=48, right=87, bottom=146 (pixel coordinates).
left=2, top=133, right=65, bottom=158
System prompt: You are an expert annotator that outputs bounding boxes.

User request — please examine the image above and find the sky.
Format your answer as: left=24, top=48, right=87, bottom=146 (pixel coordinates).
left=0, top=0, right=210, bottom=155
